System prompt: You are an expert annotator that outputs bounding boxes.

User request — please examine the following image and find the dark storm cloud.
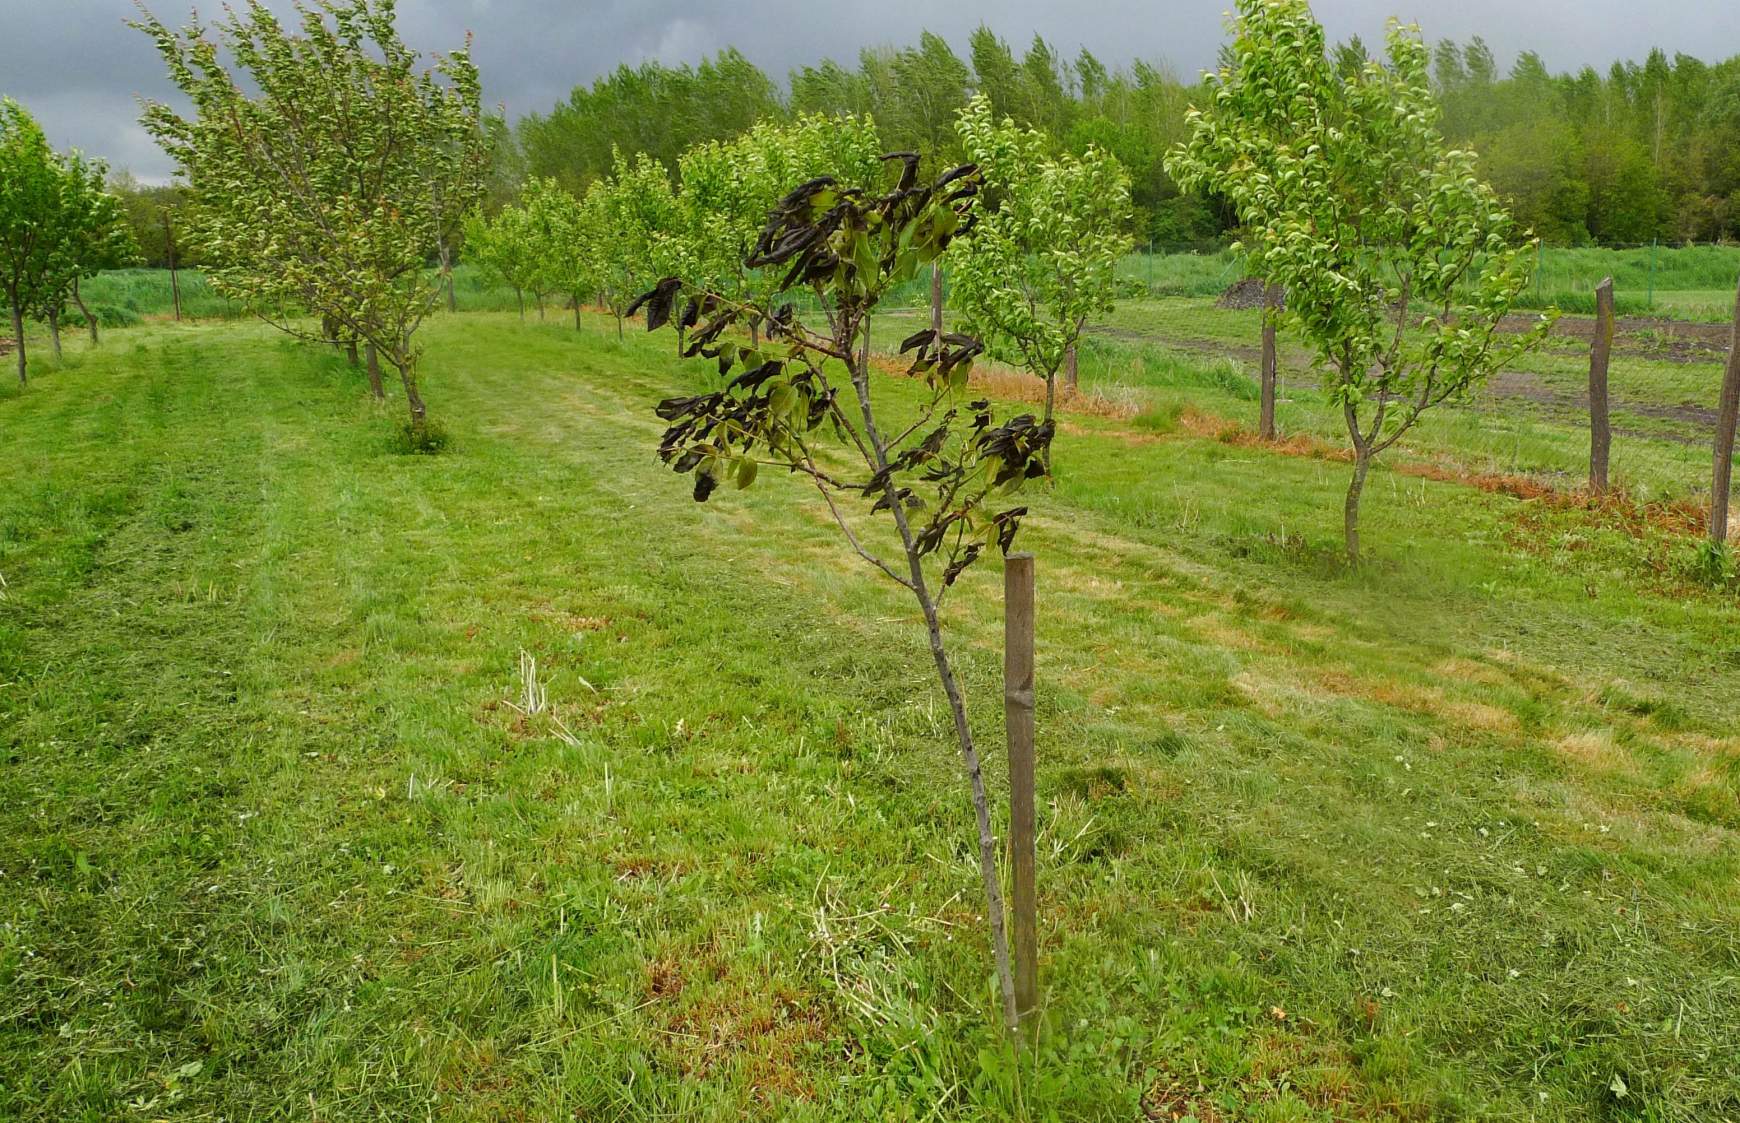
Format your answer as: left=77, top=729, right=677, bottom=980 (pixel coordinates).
left=5, top=0, right=1740, bottom=182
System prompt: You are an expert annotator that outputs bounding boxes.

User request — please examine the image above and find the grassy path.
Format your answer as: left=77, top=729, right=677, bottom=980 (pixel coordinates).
left=1, top=315, right=1736, bottom=1120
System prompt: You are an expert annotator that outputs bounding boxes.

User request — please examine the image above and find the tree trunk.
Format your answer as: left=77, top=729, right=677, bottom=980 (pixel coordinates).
left=393, top=348, right=427, bottom=432
left=573, top=297, right=582, bottom=331
left=536, top=292, right=545, bottom=321
left=1589, top=276, right=1614, bottom=495
left=439, top=240, right=456, bottom=313
left=846, top=333, right=1020, bottom=1042
left=1063, top=344, right=1078, bottom=392
left=163, top=212, right=182, bottom=322
left=1344, top=448, right=1371, bottom=566
left=516, top=289, right=525, bottom=322
left=365, top=343, right=385, bottom=401
left=345, top=338, right=359, bottom=367
left=749, top=320, right=759, bottom=347
left=8, top=294, right=26, bottom=385
left=1711, top=272, right=1740, bottom=548
left=1260, top=282, right=1280, bottom=440
left=615, top=310, right=623, bottom=341
left=72, top=278, right=99, bottom=346
left=930, top=260, right=943, bottom=337
left=47, top=307, right=62, bottom=359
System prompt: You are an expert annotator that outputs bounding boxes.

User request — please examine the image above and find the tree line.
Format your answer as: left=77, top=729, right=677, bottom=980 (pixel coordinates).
left=512, top=26, right=1740, bottom=247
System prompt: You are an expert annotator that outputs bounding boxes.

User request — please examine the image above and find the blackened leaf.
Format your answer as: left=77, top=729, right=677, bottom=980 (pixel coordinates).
left=693, top=471, right=718, bottom=502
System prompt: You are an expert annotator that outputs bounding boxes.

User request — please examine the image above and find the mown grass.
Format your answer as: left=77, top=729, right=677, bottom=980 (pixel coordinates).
left=2, top=312, right=1738, bottom=1121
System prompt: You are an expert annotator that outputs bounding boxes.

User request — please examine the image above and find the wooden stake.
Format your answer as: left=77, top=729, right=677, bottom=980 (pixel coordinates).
left=1003, top=552, right=1038, bottom=1023
left=1260, top=282, right=1280, bottom=440
left=1589, top=276, right=1614, bottom=494
left=1711, top=271, right=1740, bottom=548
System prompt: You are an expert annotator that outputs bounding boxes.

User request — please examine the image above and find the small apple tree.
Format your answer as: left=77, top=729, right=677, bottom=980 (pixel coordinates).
left=0, top=99, right=61, bottom=385
left=950, top=95, right=1131, bottom=443
left=523, top=178, right=597, bottom=330
left=1167, top=0, right=1549, bottom=564
left=464, top=202, right=543, bottom=321
left=135, top=0, right=489, bottom=439
left=582, top=149, right=682, bottom=340
left=34, top=150, right=137, bottom=352
left=630, top=157, right=1052, bottom=1038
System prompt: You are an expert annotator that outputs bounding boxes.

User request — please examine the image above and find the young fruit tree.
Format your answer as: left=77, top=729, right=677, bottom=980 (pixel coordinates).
left=521, top=178, right=596, bottom=330
left=34, top=151, right=138, bottom=352
left=463, top=202, right=544, bottom=321
left=950, top=94, right=1132, bottom=443
left=0, top=99, right=61, bottom=385
left=1166, top=0, right=1551, bottom=564
left=581, top=149, right=683, bottom=340
left=134, top=0, right=490, bottom=439
left=673, top=114, right=884, bottom=343
left=631, top=157, right=1053, bottom=1039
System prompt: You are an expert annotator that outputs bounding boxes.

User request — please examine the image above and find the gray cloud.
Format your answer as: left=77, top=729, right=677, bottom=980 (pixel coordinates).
left=5, top=0, right=1740, bottom=182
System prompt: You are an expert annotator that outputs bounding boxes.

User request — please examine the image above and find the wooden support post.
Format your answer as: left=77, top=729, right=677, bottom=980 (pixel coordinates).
left=1711, top=271, right=1740, bottom=549
left=930, top=261, right=943, bottom=338
left=163, top=211, right=182, bottom=322
left=1003, top=552, right=1038, bottom=1024
left=1589, top=276, right=1614, bottom=495
left=1260, top=282, right=1280, bottom=440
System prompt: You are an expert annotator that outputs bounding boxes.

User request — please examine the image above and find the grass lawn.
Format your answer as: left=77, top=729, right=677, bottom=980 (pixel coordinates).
left=2, top=312, right=1737, bottom=1121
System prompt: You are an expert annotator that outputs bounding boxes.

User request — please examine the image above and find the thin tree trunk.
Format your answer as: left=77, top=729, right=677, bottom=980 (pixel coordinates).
left=1344, top=448, right=1371, bottom=566
left=536, top=292, right=545, bottom=321
left=930, top=261, right=943, bottom=337
left=345, top=338, right=359, bottom=367
left=73, top=278, right=99, bottom=346
left=1589, top=276, right=1614, bottom=495
left=846, top=330, right=1020, bottom=1041
left=439, top=240, right=456, bottom=313
left=1063, top=344, right=1078, bottom=392
left=365, top=343, right=385, bottom=401
left=615, top=311, right=623, bottom=340
left=1260, top=281, right=1280, bottom=440
left=393, top=348, right=426, bottom=432
left=47, top=307, right=62, bottom=359
left=163, top=211, right=182, bottom=322
left=8, top=295, right=26, bottom=385
left=516, top=289, right=525, bottom=321
left=1711, top=272, right=1740, bottom=547
left=573, top=297, right=582, bottom=331
left=749, top=320, right=759, bottom=347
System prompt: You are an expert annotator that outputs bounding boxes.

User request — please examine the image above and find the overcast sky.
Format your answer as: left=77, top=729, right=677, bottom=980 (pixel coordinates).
left=5, top=0, right=1739, bottom=182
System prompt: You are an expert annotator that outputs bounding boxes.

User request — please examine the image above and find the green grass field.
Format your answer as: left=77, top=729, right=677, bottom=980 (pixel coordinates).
left=2, top=307, right=1738, bottom=1121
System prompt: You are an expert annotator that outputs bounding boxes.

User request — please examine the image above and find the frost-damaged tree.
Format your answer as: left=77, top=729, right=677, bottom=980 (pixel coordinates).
left=951, top=94, right=1131, bottom=448
left=0, top=99, right=61, bottom=385
left=1167, top=0, right=1551, bottom=565
left=631, top=157, right=1052, bottom=1039
left=36, top=151, right=138, bottom=352
left=134, top=0, right=489, bottom=438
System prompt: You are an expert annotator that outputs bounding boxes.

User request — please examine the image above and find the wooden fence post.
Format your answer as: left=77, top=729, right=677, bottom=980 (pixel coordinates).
left=1589, top=276, right=1614, bottom=494
left=1711, top=272, right=1740, bottom=549
left=1260, top=282, right=1280, bottom=440
left=1003, top=552, right=1038, bottom=1024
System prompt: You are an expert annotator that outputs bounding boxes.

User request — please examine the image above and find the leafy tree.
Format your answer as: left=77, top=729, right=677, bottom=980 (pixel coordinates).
left=0, top=99, right=61, bottom=384
left=35, top=151, right=137, bottom=351
left=1168, top=0, right=1551, bottom=564
left=464, top=202, right=543, bottom=320
left=521, top=178, right=596, bottom=329
left=951, top=95, right=1131, bottom=443
left=134, top=0, right=490, bottom=437
left=580, top=150, right=682, bottom=339
left=672, top=115, right=883, bottom=341
left=632, top=157, right=1052, bottom=1038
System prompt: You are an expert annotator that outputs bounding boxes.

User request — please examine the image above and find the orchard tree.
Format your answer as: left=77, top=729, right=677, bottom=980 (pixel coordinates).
left=0, top=99, right=60, bottom=385
left=630, top=156, right=1052, bottom=1040
left=135, top=0, right=490, bottom=438
left=464, top=202, right=543, bottom=320
left=582, top=149, right=682, bottom=339
left=522, top=177, right=597, bottom=329
left=36, top=151, right=137, bottom=351
left=1167, top=0, right=1550, bottom=564
left=950, top=95, right=1131, bottom=442
left=673, top=114, right=884, bottom=342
